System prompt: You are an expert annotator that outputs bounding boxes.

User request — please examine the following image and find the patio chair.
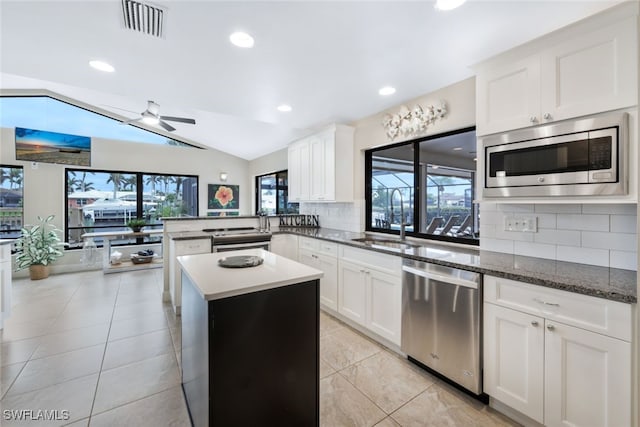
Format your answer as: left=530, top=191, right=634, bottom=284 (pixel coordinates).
left=455, top=215, right=473, bottom=236
left=425, top=216, right=444, bottom=234
left=437, top=215, right=460, bottom=236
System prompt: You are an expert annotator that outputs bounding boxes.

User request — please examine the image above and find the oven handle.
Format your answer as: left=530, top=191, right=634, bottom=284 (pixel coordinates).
left=402, top=265, right=478, bottom=290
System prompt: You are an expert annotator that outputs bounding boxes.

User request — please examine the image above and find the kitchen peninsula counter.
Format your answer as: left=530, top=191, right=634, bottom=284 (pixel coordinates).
left=276, top=227, right=637, bottom=304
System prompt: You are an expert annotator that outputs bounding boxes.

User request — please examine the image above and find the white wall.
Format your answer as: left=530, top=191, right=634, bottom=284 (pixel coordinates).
left=1, top=126, right=251, bottom=272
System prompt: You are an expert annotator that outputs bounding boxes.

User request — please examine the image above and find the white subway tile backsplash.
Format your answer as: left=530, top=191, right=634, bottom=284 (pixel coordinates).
left=497, top=204, right=535, bottom=213
left=581, top=231, right=637, bottom=252
left=514, top=241, right=556, bottom=259
left=534, top=229, right=581, bottom=246
left=479, top=224, right=496, bottom=238
left=535, top=213, right=557, bottom=229
left=534, top=204, right=581, bottom=214
left=556, top=214, right=609, bottom=231
left=495, top=229, right=534, bottom=242
left=479, top=210, right=502, bottom=226
left=480, top=202, right=498, bottom=212
left=481, top=238, right=514, bottom=253
left=610, top=251, right=638, bottom=271
left=556, top=245, right=610, bottom=267
left=581, top=204, right=637, bottom=215
left=610, top=215, right=637, bottom=234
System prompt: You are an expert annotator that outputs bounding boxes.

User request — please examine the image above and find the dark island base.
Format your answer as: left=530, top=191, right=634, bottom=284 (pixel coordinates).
left=181, top=273, right=320, bottom=427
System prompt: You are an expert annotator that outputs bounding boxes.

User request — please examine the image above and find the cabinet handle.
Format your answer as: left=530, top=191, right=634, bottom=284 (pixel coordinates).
left=529, top=116, right=537, bottom=123
left=543, top=112, right=552, bottom=120
left=533, top=298, right=559, bottom=307
left=547, top=324, right=555, bottom=331
left=531, top=321, right=539, bottom=327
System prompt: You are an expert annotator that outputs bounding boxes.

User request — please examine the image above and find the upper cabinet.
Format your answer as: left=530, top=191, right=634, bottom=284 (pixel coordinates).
left=476, top=9, right=638, bottom=136
left=288, top=124, right=354, bottom=202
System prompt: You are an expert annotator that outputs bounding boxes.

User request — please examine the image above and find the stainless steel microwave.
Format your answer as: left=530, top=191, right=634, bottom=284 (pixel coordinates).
left=482, top=113, right=628, bottom=198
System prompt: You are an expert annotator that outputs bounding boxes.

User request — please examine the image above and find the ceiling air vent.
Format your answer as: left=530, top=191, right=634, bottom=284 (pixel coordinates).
left=121, top=0, right=165, bottom=38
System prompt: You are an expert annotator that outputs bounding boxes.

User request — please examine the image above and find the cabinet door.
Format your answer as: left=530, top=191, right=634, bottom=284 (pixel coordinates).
left=337, top=259, right=367, bottom=326
left=366, top=269, right=401, bottom=345
left=540, top=17, right=637, bottom=123
left=309, top=136, right=327, bottom=201
left=271, top=234, right=298, bottom=261
left=288, top=141, right=310, bottom=201
left=544, top=321, right=631, bottom=427
left=476, top=55, right=541, bottom=136
left=171, top=239, right=211, bottom=314
left=483, top=303, right=544, bottom=423
left=317, top=254, right=338, bottom=311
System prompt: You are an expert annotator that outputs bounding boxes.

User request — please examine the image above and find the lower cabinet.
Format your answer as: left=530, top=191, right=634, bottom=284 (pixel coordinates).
left=299, top=248, right=338, bottom=311
left=169, top=238, right=211, bottom=315
left=270, top=234, right=299, bottom=261
left=483, top=275, right=631, bottom=427
left=337, top=248, right=401, bottom=346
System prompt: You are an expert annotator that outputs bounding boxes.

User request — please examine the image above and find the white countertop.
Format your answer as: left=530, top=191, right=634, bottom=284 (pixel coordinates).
left=177, top=249, right=323, bottom=301
left=0, top=239, right=14, bottom=245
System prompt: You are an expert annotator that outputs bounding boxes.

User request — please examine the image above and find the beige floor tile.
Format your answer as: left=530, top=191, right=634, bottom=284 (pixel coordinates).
left=89, top=386, right=190, bottom=427
left=102, top=329, right=174, bottom=371
left=49, top=307, right=114, bottom=333
left=31, top=323, right=110, bottom=359
left=62, top=418, right=89, bottom=427
left=1, top=337, right=41, bottom=367
left=112, top=300, right=166, bottom=321
left=169, top=327, right=181, bottom=353
left=0, top=318, right=53, bottom=342
left=320, top=373, right=386, bottom=427
left=320, top=326, right=382, bottom=371
left=375, top=417, right=401, bottom=427
left=320, top=311, right=347, bottom=337
left=341, top=350, right=436, bottom=414
left=0, top=374, right=98, bottom=426
left=107, top=311, right=168, bottom=341
left=1, top=362, right=25, bottom=399
left=7, top=344, right=104, bottom=396
left=93, top=352, right=180, bottom=414
left=320, top=358, right=336, bottom=379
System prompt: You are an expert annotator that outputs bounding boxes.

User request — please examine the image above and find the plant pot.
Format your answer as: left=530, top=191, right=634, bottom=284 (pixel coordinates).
left=130, top=226, right=143, bottom=233
left=29, top=264, right=50, bottom=280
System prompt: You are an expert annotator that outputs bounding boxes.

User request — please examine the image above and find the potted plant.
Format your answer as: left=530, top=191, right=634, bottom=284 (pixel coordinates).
left=15, top=215, right=67, bottom=280
left=127, top=218, right=147, bottom=232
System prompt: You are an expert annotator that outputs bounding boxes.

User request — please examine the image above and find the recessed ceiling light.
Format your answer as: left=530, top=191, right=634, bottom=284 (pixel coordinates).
left=277, top=104, right=292, bottom=112
left=229, top=32, right=254, bottom=48
left=434, top=0, right=466, bottom=11
left=378, top=86, right=396, bottom=96
left=453, top=147, right=463, bottom=151
left=89, top=60, right=114, bottom=72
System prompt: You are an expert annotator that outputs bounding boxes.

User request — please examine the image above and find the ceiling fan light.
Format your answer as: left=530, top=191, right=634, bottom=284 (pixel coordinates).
left=141, top=115, right=159, bottom=125
left=378, top=86, right=396, bottom=96
left=230, top=32, right=255, bottom=48
left=277, top=104, right=292, bottom=112
left=434, top=0, right=466, bottom=11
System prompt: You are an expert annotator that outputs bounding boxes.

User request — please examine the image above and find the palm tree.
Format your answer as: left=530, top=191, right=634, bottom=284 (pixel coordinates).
left=106, top=173, right=122, bottom=199
left=122, top=176, right=137, bottom=191
left=145, top=175, right=160, bottom=196
left=79, top=172, right=95, bottom=192
left=67, top=176, right=80, bottom=194
left=9, top=169, right=23, bottom=189
left=174, top=176, right=184, bottom=200
left=0, top=168, right=10, bottom=188
left=160, top=175, right=175, bottom=196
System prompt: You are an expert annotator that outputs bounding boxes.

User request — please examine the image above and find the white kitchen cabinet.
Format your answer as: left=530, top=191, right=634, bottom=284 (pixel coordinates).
left=483, top=275, right=632, bottom=426
left=270, top=233, right=298, bottom=261
left=0, top=243, right=12, bottom=329
left=297, top=237, right=338, bottom=311
left=287, top=124, right=354, bottom=202
left=169, top=237, right=211, bottom=315
left=476, top=12, right=637, bottom=136
left=338, top=245, right=402, bottom=345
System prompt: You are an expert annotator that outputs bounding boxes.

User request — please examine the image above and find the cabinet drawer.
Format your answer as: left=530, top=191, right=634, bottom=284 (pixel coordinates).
left=298, top=237, right=318, bottom=252
left=339, top=245, right=401, bottom=275
left=175, top=239, right=211, bottom=255
left=484, top=275, right=631, bottom=341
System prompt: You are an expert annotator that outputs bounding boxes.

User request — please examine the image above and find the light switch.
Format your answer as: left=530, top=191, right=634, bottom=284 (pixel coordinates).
left=504, top=214, right=537, bottom=233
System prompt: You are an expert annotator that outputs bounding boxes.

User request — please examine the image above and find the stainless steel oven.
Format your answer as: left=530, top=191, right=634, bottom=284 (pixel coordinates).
left=213, top=240, right=271, bottom=253
left=204, top=227, right=272, bottom=253
left=401, top=258, right=482, bottom=395
left=482, top=112, right=628, bottom=198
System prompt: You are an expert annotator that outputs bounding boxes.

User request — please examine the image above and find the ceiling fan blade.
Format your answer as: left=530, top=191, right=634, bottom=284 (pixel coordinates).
left=121, top=117, right=142, bottom=125
left=158, top=120, right=176, bottom=132
left=160, top=115, right=196, bottom=125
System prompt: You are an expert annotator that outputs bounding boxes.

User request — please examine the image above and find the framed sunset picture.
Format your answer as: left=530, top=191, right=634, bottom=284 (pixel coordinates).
left=208, top=184, right=239, bottom=210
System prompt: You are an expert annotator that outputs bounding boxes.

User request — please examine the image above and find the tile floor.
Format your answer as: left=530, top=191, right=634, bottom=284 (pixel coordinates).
left=0, top=269, right=520, bottom=426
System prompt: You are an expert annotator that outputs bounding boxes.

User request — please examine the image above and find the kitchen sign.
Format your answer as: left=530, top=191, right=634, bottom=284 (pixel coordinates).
left=279, top=214, right=320, bottom=228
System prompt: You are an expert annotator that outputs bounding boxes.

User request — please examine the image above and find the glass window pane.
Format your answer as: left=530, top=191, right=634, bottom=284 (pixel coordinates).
left=0, top=166, right=24, bottom=239
left=142, top=174, right=198, bottom=222
left=255, top=171, right=298, bottom=215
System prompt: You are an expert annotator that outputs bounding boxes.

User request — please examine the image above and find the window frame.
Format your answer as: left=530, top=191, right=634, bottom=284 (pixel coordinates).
left=65, top=167, right=199, bottom=248
left=255, top=169, right=299, bottom=215
left=365, top=126, right=479, bottom=246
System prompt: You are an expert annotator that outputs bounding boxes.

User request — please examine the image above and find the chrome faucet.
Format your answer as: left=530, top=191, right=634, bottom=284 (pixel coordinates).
left=390, top=188, right=407, bottom=240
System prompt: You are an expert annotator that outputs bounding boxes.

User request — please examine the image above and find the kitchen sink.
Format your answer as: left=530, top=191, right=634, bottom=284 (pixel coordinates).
left=351, top=237, right=421, bottom=250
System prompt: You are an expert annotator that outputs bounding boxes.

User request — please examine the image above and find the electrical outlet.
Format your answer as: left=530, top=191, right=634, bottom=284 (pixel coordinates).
left=504, top=214, right=538, bottom=233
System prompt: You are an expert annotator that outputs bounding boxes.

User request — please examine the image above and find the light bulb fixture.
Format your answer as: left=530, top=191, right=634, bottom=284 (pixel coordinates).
left=141, top=112, right=159, bottom=125
left=277, top=104, right=292, bottom=112
left=434, top=0, right=466, bottom=11
left=229, top=32, right=254, bottom=48
left=378, top=86, right=396, bottom=96
left=219, top=172, right=228, bottom=182
left=89, top=60, right=115, bottom=72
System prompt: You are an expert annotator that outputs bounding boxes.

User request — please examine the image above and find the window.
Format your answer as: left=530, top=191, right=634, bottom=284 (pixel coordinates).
left=365, top=127, right=479, bottom=245
left=0, top=165, right=24, bottom=239
left=255, top=170, right=299, bottom=215
left=66, top=168, right=198, bottom=248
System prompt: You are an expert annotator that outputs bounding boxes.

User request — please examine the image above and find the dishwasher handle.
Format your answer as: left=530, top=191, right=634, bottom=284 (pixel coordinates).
left=402, top=265, right=479, bottom=290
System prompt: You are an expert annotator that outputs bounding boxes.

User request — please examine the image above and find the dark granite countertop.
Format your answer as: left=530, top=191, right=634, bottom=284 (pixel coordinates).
left=275, top=227, right=637, bottom=304
left=166, top=231, right=214, bottom=241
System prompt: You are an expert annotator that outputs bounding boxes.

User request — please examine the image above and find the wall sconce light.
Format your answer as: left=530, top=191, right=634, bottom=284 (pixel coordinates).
left=219, top=172, right=228, bottom=182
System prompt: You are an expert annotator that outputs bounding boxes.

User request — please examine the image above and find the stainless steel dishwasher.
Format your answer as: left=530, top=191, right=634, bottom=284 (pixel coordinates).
left=401, top=258, right=482, bottom=395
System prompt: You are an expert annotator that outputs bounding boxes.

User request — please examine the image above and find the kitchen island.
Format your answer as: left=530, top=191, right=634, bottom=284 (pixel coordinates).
left=178, top=249, right=323, bottom=427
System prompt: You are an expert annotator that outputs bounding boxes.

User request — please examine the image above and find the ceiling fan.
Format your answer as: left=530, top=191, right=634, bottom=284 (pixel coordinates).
left=117, top=100, right=196, bottom=132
